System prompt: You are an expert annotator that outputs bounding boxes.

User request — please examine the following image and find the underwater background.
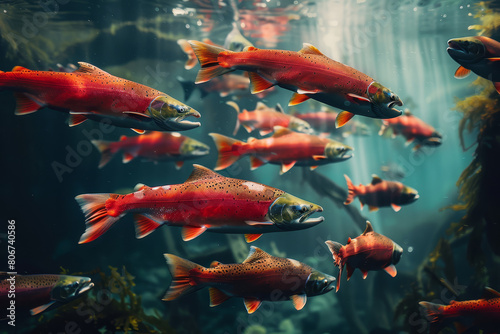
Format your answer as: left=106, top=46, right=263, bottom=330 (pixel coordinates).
left=1, top=0, right=500, bottom=333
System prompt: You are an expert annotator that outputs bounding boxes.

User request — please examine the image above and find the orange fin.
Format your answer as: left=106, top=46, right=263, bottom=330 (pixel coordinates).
left=209, top=287, right=230, bottom=307
left=298, top=43, right=325, bottom=56
left=177, top=39, right=198, bottom=70
left=346, top=93, right=370, bottom=104
left=134, top=214, right=162, bottom=239
left=209, top=133, right=244, bottom=170
left=454, top=66, right=471, bottom=79
left=123, top=153, right=135, bottom=164
left=290, top=294, right=307, bottom=310
left=210, top=261, right=222, bottom=268
left=163, top=254, right=204, bottom=301
left=75, top=193, right=121, bottom=244
left=91, top=140, right=114, bottom=168
left=131, top=128, right=146, bottom=134
left=30, top=301, right=55, bottom=315
left=250, top=156, right=266, bottom=170
left=244, top=233, right=263, bottom=243
left=494, top=82, right=500, bottom=94
left=244, top=299, right=262, bottom=314
left=68, top=113, right=88, bottom=127
left=75, top=62, right=111, bottom=76
left=343, top=174, right=357, bottom=205
left=189, top=40, right=232, bottom=83
left=312, top=155, right=327, bottom=160
left=280, top=161, right=296, bottom=174
left=249, top=72, right=274, bottom=94
left=182, top=226, right=207, bottom=241
left=391, top=203, right=401, bottom=212
left=13, top=93, right=43, bottom=115
left=175, top=161, right=184, bottom=170
left=310, top=166, right=318, bottom=171
left=335, top=111, right=355, bottom=128
left=384, top=264, right=397, bottom=277
left=368, top=205, right=379, bottom=212
left=288, top=92, right=310, bottom=106
left=12, top=66, right=32, bottom=72
left=361, top=270, right=368, bottom=279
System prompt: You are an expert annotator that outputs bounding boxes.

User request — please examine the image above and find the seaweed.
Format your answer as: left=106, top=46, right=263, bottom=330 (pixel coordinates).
left=33, top=266, right=176, bottom=334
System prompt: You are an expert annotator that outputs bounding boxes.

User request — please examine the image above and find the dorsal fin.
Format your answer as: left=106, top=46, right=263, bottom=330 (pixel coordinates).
left=255, top=102, right=267, bottom=110
left=298, top=43, right=325, bottom=56
left=272, top=126, right=293, bottom=137
left=12, top=66, right=32, bottom=72
left=362, top=221, right=374, bottom=235
left=275, top=103, right=285, bottom=113
left=185, top=164, right=222, bottom=182
left=483, top=287, right=500, bottom=299
left=371, top=174, right=383, bottom=185
left=243, top=246, right=271, bottom=264
left=75, top=62, right=110, bottom=76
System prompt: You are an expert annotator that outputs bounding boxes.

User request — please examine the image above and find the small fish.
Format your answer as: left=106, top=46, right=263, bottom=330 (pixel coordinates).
left=210, top=126, right=353, bottom=174
left=0, top=62, right=201, bottom=133
left=447, top=36, right=500, bottom=93
left=325, top=221, right=403, bottom=292
left=177, top=74, right=251, bottom=100
left=419, top=287, right=500, bottom=333
left=0, top=273, right=93, bottom=316
left=379, top=110, right=442, bottom=150
left=91, top=131, right=209, bottom=169
left=163, top=246, right=335, bottom=313
left=228, top=101, right=313, bottom=136
left=188, top=41, right=403, bottom=127
left=224, top=22, right=254, bottom=52
left=344, top=174, right=419, bottom=212
left=76, top=164, right=324, bottom=244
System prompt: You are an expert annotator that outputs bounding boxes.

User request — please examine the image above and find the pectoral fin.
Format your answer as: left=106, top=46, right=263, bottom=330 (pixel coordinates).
left=244, top=233, right=263, bottom=243
left=182, top=226, right=207, bottom=241
left=384, top=264, right=397, bottom=277
left=335, top=111, right=355, bottom=128
left=131, top=128, right=146, bottom=134
left=30, top=301, right=56, bottom=315
left=288, top=93, right=310, bottom=106
left=290, top=294, right=307, bottom=311
left=346, top=93, right=371, bottom=104
left=454, top=66, right=471, bottom=79
left=391, top=203, right=402, bottom=212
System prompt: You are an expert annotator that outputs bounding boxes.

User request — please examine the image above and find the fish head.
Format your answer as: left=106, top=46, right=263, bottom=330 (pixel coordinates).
left=392, top=242, right=403, bottom=265
left=447, top=37, right=486, bottom=65
left=289, top=118, right=314, bottom=134
left=305, top=270, right=336, bottom=296
left=51, top=275, right=94, bottom=302
left=367, top=82, right=403, bottom=119
left=397, top=184, right=419, bottom=204
left=148, top=95, right=201, bottom=131
left=325, top=141, right=353, bottom=162
left=268, top=193, right=324, bottom=230
left=422, top=131, right=443, bottom=147
left=179, top=136, right=210, bottom=157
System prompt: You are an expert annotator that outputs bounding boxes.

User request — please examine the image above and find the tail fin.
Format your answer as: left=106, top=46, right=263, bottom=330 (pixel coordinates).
left=163, top=254, right=205, bottom=301
left=188, top=40, right=232, bottom=83
left=226, top=101, right=241, bottom=135
left=419, top=301, right=444, bottom=323
left=344, top=174, right=357, bottom=205
left=75, top=194, right=122, bottom=244
left=91, top=140, right=116, bottom=168
left=177, top=76, right=197, bottom=101
left=177, top=39, right=197, bottom=70
left=209, top=133, right=245, bottom=170
left=325, top=240, right=344, bottom=292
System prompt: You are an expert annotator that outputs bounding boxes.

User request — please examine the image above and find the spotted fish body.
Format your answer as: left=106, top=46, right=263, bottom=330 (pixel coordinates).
left=163, top=247, right=336, bottom=313
left=379, top=111, right=442, bottom=149
left=91, top=131, right=210, bottom=168
left=228, top=101, right=312, bottom=136
left=420, top=287, right=500, bottom=333
left=0, top=62, right=201, bottom=132
left=189, top=40, right=403, bottom=127
left=0, top=273, right=93, bottom=315
left=344, top=174, right=419, bottom=212
left=210, top=126, right=353, bottom=174
left=76, top=165, right=323, bottom=243
left=325, top=222, right=403, bottom=292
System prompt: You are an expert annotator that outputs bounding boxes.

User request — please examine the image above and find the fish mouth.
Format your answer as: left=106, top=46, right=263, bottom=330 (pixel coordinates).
left=295, top=206, right=324, bottom=224
left=76, top=281, right=94, bottom=295
left=166, top=116, right=201, bottom=130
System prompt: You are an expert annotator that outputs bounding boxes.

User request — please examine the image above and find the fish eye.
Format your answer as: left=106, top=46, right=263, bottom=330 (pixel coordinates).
left=177, top=106, right=186, bottom=113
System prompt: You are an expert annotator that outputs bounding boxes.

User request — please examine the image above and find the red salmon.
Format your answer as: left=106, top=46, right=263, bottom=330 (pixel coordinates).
left=0, top=62, right=200, bottom=133
left=163, top=246, right=335, bottom=313
left=325, top=221, right=403, bottom=292
left=76, top=165, right=323, bottom=243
